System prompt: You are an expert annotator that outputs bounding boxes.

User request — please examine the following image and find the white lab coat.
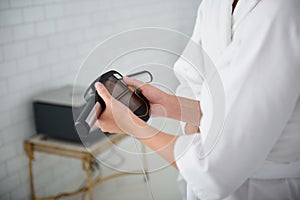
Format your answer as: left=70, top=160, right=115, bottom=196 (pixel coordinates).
left=174, top=0, right=300, bottom=199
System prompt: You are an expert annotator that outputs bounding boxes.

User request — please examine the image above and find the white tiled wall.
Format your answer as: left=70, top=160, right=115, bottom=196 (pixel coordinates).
left=0, top=0, right=200, bottom=199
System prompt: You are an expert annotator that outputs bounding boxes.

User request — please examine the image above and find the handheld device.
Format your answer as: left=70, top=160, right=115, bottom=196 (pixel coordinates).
left=75, top=70, right=151, bottom=135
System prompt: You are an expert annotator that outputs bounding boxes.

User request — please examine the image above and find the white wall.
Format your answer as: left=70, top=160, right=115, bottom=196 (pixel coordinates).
left=0, top=0, right=200, bottom=199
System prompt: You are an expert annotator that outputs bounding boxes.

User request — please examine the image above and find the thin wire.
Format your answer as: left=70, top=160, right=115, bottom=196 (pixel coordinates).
left=127, top=70, right=153, bottom=83
left=131, top=136, right=155, bottom=200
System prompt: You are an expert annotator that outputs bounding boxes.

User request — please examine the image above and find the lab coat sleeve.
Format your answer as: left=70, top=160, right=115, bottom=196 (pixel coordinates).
left=174, top=2, right=300, bottom=199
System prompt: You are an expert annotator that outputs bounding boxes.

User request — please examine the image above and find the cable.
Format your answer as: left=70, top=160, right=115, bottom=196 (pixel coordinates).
left=127, top=70, right=153, bottom=83
left=131, top=136, right=155, bottom=200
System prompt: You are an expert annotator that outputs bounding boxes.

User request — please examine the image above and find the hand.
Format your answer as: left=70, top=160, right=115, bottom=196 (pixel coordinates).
left=124, top=77, right=202, bottom=126
left=94, top=82, right=147, bottom=134
left=123, top=76, right=170, bottom=117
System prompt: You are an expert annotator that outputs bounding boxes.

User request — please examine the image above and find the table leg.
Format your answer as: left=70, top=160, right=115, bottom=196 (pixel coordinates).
left=24, top=142, right=35, bottom=200
left=82, top=159, right=94, bottom=200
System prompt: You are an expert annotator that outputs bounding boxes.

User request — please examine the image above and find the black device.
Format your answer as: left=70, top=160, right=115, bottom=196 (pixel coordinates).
left=75, top=70, right=151, bottom=136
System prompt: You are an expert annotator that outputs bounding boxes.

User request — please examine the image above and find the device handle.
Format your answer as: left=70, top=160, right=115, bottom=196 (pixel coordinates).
left=75, top=95, right=103, bottom=136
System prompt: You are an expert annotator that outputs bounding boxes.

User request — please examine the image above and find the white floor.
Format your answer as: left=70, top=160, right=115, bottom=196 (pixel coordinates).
left=64, top=119, right=183, bottom=200
left=64, top=153, right=182, bottom=200
left=92, top=165, right=181, bottom=200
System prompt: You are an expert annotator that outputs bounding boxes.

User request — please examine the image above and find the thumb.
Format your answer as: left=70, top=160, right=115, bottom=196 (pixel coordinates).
left=123, top=76, right=147, bottom=89
left=94, top=82, right=111, bottom=102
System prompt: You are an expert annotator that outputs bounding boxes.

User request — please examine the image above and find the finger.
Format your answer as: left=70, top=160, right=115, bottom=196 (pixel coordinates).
left=123, top=76, right=147, bottom=89
left=95, top=82, right=111, bottom=102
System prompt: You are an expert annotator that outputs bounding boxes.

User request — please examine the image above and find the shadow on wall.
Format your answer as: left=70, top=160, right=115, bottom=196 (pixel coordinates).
left=0, top=0, right=201, bottom=199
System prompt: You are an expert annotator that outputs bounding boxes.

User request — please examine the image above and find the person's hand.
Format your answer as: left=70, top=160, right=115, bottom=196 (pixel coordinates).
left=94, top=82, right=147, bottom=134
left=125, top=77, right=202, bottom=126
left=123, top=76, right=170, bottom=117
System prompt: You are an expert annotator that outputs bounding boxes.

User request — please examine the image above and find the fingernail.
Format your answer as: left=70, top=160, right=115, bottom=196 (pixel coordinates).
left=95, top=82, right=101, bottom=89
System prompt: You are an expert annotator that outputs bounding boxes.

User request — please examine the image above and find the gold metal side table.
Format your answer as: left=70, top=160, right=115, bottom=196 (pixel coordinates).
left=24, top=134, right=148, bottom=200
